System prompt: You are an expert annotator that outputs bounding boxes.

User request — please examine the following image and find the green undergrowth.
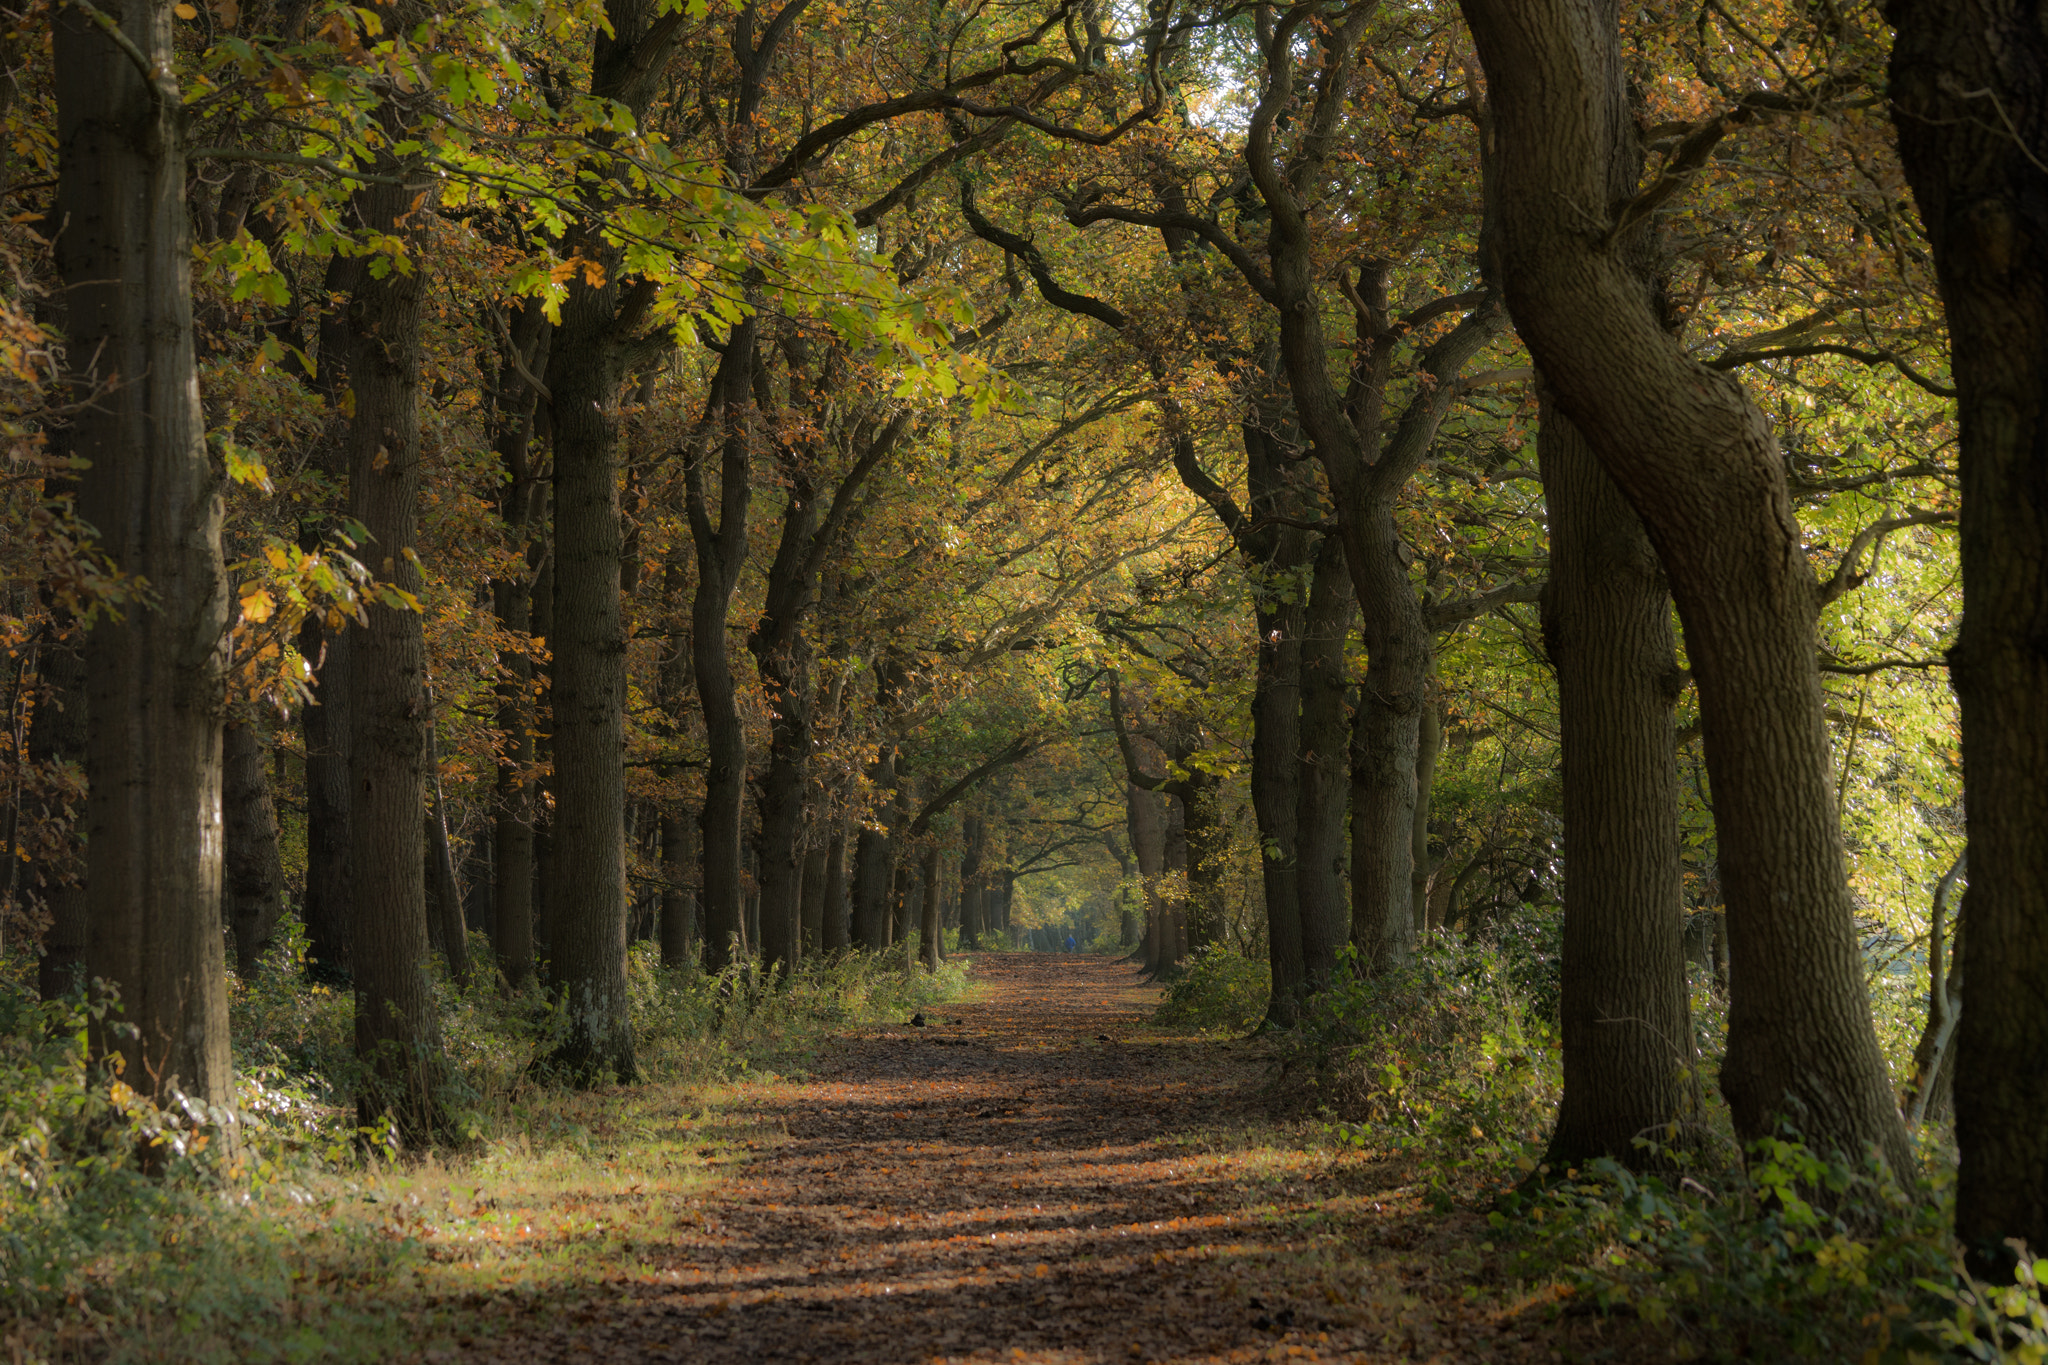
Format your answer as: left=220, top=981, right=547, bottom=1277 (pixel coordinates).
left=1152, top=945, right=1271, bottom=1034
left=1244, top=920, right=2046, bottom=1363
left=0, top=937, right=970, bottom=1364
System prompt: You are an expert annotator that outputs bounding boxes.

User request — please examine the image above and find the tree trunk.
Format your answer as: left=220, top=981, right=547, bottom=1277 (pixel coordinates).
left=659, top=806, right=697, bottom=969
left=688, top=331, right=757, bottom=975
left=1538, top=399, right=1692, bottom=1168
left=1251, top=588, right=1307, bottom=1020
left=851, top=772, right=898, bottom=949
left=800, top=838, right=828, bottom=958
left=1127, top=782, right=1168, bottom=974
left=529, top=533, right=554, bottom=965
left=919, top=841, right=943, bottom=971
left=56, top=0, right=234, bottom=1114
left=822, top=827, right=851, bottom=952
left=223, top=720, right=285, bottom=977
left=343, top=143, right=445, bottom=1138
left=1460, top=0, right=1911, bottom=1175
left=1295, top=532, right=1352, bottom=993
left=1889, top=0, right=2048, bottom=1269
left=1347, top=502, right=1425, bottom=973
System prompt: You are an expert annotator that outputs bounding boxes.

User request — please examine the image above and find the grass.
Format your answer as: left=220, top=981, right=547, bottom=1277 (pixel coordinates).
left=0, top=935, right=972, bottom=1365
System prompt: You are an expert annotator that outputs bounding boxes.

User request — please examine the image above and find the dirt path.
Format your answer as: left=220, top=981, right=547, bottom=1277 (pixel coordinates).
left=463, top=954, right=1579, bottom=1363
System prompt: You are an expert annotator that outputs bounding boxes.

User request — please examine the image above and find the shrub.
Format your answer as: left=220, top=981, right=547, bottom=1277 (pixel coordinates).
left=1153, top=947, right=1270, bottom=1033
left=1277, top=937, right=1560, bottom=1202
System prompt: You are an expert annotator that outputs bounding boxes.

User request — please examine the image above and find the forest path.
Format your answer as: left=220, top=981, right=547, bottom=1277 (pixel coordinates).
left=460, top=953, right=1575, bottom=1364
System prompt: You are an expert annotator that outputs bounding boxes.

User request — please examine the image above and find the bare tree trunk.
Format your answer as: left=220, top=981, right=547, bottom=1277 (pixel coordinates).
left=1461, top=0, right=1911, bottom=1175
left=800, top=837, right=828, bottom=957
left=919, top=841, right=943, bottom=972
left=1539, top=400, right=1692, bottom=1168
left=57, top=0, right=233, bottom=1114
left=659, top=806, right=697, bottom=969
left=223, top=720, right=285, bottom=977
left=687, top=330, right=757, bottom=975
left=1890, top=0, right=2048, bottom=1269
left=822, top=827, right=851, bottom=952
left=1410, top=675, right=1442, bottom=933
left=343, top=136, right=445, bottom=1138
left=1294, top=533, right=1352, bottom=995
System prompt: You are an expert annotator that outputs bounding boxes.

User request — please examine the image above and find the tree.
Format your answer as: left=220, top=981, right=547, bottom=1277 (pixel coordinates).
left=1458, top=0, right=1911, bottom=1174
left=55, top=0, right=234, bottom=1113
left=1888, top=0, right=2048, bottom=1269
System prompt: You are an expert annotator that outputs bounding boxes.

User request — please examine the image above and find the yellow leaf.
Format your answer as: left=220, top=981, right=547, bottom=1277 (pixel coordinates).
left=173, top=2, right=197, bottom=16
left=240, top=587, right=275, bottom=623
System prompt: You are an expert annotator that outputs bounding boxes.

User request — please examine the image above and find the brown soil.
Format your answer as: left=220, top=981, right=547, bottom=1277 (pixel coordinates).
left=458, top=953, right=1600, bottom=1363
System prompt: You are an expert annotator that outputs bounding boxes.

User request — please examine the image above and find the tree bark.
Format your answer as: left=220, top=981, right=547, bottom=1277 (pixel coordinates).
left=659, top=806, right=697, bottom=969
left=919, top=840, right=943, bottom=971
left=425, top=702, right=471, bottom=984
left=1538, top=399, right=1692, bottom=1168
left=1889, top=0, right=2048, bottom=1269
left=1460, top=0, right=1910, bottom=1175
left=343, top=137, right=445, bottom=1138
left=57, top=0, right=234, bottom=1114
left=223, top=720, right=285, bottom=977
left=822, top=827, right=851, bottom=952
left=800, top=837, right=828, bottom=957
left=687, top=329, right=757, bottom=974
left=1294, top=532, right=1352, bottom=996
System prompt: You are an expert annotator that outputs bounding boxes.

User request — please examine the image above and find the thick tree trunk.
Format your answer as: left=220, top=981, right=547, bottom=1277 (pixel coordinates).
left=1461, top=0, right=1911, bottom=1175
left=529, top=539, right=554, bottom=964
left=822, top=828, right=851, bottom=952
left=1889, top=0, right=2048, bottom=1269
left=1348, top=503, right=1425, bottom=972
left=343, top=150, right=445, bottom=1138
left=1251, top=591, right=1307, bottom=1021
left=1295, top=533, right=1352, bottom=991
left=223, top=720, right=285, bottom=977
left=1539, top=400, right=1692, bottom=1168
left=56, top=0, right=234, bottom=1113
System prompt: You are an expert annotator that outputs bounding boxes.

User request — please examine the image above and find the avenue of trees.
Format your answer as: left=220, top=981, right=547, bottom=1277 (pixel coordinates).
left=4, top=0, right=2041, bottom=1283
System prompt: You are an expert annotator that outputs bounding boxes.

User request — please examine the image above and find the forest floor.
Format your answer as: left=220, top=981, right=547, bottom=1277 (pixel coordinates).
left=425, top=952, right=1622, bottom=1364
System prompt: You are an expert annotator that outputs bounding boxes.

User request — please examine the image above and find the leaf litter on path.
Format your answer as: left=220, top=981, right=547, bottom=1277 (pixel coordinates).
left=445, top=954, right=1618, bottom=1364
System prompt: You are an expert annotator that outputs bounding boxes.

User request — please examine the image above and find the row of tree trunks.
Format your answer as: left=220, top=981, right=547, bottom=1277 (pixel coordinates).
left=1459, top=0, right=1913, bottom=1177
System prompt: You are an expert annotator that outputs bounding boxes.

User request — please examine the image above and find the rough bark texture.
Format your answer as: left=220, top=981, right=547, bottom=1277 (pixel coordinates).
left=343, top=147, right=445, bottom=1138
left=821, top=828, right=851, bottom=952
left=687, top=331, right=757, bottom=974
left=1538, top=399, right=1692, bottom=1167
left=1889, top=0, right=2048, bottom=1266
left=1459, top=0, right=1910, bottom=1174
left=56, top=0, right=234, bottom=1112
left=222, top=721, right=285, bottom=977
left=1294, top=532, right=1352, bottom=993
